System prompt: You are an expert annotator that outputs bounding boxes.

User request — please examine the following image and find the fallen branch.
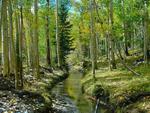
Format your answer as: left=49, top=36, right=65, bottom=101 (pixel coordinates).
left=86, top=95, right=115, bottom=113
left=115, top=42, right=141, bottom=76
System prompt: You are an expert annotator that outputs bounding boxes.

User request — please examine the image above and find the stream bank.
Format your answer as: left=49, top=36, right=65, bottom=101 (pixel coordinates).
left=81, top=64, right=150, bottom=113
left=0, top=67, right=68, bottom=113
left=51, top=68, right=95, bottom=113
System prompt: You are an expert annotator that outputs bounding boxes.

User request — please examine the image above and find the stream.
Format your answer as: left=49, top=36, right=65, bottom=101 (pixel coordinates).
left=51, top=70, right=96, bottom=113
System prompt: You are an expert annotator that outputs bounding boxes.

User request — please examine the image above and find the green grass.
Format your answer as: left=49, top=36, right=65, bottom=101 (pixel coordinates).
left=81, top=63, right=150, bottom=112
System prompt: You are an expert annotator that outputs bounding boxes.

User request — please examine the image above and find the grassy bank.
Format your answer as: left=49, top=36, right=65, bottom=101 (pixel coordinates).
left=82, top=61, right=150, bottom=113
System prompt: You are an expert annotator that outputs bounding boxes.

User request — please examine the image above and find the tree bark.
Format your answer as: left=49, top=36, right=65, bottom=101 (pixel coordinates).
left=33, top=0, right=39, bottom=77
left=90, top=0, right=97, bottom=79
left=27, top=15, right=34, bottom=69
left=55, top=0, right=61, bottom=67
left=19, top=5, right=24, bottom=88
left=15, top=10, right=21, bottom=89
left=8, top=0, right=15, bottom=75
left=46, top=0, right=51, bottom=66
left=109, top=0, right=116, bottom=70
left=122, top=0, right=129, bottom=56
left=0, top=1, right=2, bottom=74
left=144, top=1, right=149, bottom=64
left=2, top=0, right=9, bottom=76
left=8, top=0, right=18, bottom=89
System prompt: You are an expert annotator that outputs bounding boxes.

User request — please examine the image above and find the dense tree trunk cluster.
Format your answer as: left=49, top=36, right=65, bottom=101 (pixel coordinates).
left=0, top=0, right=149, bottom=89
left=76, top=0, right=150, bottom=76
left=0, top=0, right=72, bottom=89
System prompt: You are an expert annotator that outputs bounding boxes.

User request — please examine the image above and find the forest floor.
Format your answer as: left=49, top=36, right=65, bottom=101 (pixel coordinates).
left=0, top=67, right=68, bottom=113
left=81, top=55, right=150, bottom=113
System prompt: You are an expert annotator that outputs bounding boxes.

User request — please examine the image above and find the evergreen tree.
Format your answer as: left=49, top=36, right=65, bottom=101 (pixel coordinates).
left=58, top=0, right=73, bottom=68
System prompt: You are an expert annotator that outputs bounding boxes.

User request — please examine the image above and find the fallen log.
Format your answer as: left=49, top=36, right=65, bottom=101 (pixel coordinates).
left=118, top=92, right=150, bottom=107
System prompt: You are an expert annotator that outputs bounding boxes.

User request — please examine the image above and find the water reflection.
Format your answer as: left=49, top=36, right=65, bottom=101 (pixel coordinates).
left=52, top=70, right=95, bottom=113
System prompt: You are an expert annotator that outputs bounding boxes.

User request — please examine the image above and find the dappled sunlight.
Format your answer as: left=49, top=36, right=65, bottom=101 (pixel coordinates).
left=0, top=0, right=150, bottom=112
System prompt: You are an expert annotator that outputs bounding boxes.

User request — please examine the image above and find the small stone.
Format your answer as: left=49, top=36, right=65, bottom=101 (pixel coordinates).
left=0, top=108, right=5, bottom=113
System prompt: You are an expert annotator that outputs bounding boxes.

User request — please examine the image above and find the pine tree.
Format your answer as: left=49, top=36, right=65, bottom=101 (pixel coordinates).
left=58, top=0, right=72, bottom=69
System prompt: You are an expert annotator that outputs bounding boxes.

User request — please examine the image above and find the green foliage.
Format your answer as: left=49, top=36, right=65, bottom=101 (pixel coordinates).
left=58, top=1, right=73, bottom=66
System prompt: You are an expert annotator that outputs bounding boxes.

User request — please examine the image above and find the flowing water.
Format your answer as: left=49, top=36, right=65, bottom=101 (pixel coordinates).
left=52, top=70, right=96, bottom=113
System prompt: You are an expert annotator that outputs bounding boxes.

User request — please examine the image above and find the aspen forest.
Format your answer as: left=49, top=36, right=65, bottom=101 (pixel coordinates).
left=0, top=0, right=150, bottom=113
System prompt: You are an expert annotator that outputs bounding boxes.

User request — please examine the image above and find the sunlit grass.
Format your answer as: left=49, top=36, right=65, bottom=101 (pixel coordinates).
left=82, top=63, right=150, bottom=105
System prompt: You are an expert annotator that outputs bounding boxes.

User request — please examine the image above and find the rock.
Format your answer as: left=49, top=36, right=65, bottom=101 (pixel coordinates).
left=0, top=108, right=5, bottom=113
left=133, top=58, right=144, bottom=66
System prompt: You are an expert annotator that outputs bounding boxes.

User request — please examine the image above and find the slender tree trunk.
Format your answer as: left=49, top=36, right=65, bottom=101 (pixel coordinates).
left=8, top=0, right=17, bottom=77
left=8, top=0, right=19, bottom=89
left=56, top=0, right=61, bottom=67
left=2, top=0, right=9, bottom=76
left=90, top=0, right=97, bottom=78
left=19, top=5, right=23, bottom=88
left=106, top=35, right=109, bottom=59
left=107, top=31, right=112, bottom=70
left=15, top=11, right=21, bottom=89
left=124, top=26, right=129, bottom=56
left=133, top=29, right=135, bottom=51
left=33, top=0, right=39, bottom=77
left=79, top=14, right=84, bottom=61
left=8, top=0, right=13, bottom=74
left=26, top=15, right=34, bottom=69
left=122, top=0, right=128, bottom=56
left=96, top=33, right=99, bottom=58
left=122, top=0, right=130, bottom=56
left=78, top=26, right=83, bottom=61
left=144, top=1, right=149, bottom=64
left=46, top=0, right=51, bottom=66
left=24, top=32, right=29, bottom=69
left=109, top=0, right=116, bottom=70
left=26, top=23, right=31, bottom=69
left=0, top=2, right=2, bottom=74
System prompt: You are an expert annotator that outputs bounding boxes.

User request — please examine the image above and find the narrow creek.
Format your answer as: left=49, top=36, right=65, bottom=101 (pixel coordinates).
left=51, top=70, right=96, bottom=113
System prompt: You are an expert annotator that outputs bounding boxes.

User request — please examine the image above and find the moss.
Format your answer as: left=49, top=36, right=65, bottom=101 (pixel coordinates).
left=41, top=92, right=52, bottom=104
